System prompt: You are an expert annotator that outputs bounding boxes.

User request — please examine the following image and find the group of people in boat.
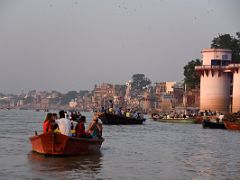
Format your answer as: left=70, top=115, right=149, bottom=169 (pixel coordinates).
left=155, top=109, right=226, bottom=120
left=98, top=99, right=143, bottom=119
left=199, top=109, right=223, bottom=117
left=100, top=106, right=143, bottom=119
left=155, top=112, right=196, bottom=119
left=43, top=110, right=103, bottom=138
left=199, top=110, right=225, bottom=123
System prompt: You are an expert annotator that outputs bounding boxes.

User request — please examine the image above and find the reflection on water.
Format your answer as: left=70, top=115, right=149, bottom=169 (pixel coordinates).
left=1, top=110, right=240, bottom=179
left=28, top=152, right=103, bottom=179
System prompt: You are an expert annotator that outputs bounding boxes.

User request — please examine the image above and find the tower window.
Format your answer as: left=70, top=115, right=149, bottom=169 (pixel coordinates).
left=211, top=59, right=221, bottom=66
left=222, top=60, right=230, bottom=66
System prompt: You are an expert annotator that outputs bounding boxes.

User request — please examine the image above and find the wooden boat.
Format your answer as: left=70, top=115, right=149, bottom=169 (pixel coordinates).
left=202, top=120, right=226, bottom=129
left=98, top=113, right=145, bottom=125
left=29, top=133, right=104, bottom=156
left=195, top=116, right=221, bottom=124
left=224, top=121, right=240, bottom=131
left=157, top=118, right=196, bottom=124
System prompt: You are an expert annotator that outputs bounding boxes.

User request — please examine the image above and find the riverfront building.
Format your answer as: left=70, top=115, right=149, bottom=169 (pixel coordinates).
left=195, top=48, right=240, bottom=113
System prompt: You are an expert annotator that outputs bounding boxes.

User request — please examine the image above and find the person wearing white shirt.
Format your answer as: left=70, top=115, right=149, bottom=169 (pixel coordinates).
left=219, top=113, right=224, bottom=123
left=55, top=110, right=71, bottom=136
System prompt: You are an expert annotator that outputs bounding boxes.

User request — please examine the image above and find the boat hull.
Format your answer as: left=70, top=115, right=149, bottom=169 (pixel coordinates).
left=29, top=133, right=104, bottom=156
left=224, top=121, right=240, bottom=131
left=98, top=113, right=145, bottom=125
left=202, top=120, right=226, bottom=129
left=157, top=118, right=196, bottom=124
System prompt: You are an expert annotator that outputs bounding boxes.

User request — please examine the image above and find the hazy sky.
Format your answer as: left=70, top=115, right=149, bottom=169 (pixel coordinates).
left=0, top=0, right=239, bottom=94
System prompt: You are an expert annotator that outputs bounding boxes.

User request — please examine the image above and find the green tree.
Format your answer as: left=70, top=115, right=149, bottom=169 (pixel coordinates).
left=61, top=91, right=78, bottom=105
left=184, top=59, right=202, bottom=89
left=211, top=32, right=240, bottom=63
left=131, top=74, right=151, bottom=97
left=79, top=90, right=90, bottom=97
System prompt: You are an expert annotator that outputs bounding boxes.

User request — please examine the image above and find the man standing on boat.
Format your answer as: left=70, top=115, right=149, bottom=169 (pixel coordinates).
left=55, top=110, right=71, bottom=136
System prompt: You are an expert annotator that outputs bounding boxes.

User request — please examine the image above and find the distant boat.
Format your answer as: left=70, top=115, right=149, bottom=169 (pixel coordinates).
left=224, top=121, right=240, bottom=131
left=98, top=113, right=145, bottom=125
left=156, top=118, right=196, bottom=124
left=151, top=112, right=196, bottom=124
left=29, top=133, right=104, bottom=156
left=202, top=120, right=226, bottom=129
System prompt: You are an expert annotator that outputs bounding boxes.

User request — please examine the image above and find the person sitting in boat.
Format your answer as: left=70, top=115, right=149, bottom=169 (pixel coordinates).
left=43, top=113, right=54, bottom=133
left=87, top=116, right=103, bottom=138
left=70, top=119, right=76, bottom=136
left=55, top=110, right=71, bottom=136
left=76, top=111, right=82, bottom=119
left=75, top=116, right=91, bottom=138
left=121, top=108, right=125, bottom=116
left=108, top=107, right=113, bottom=114
left=115, top=107, right=122, bottom=116
left=126, top=109, right=131, bottom=117
left=100, top=106, right=106, bottom=113
left=219, top=113, right=224, bottom=123
left=52, top=113, right=61, bottom=133
left=133, top=111, right=140, bottom=118
left=183, top=114, right=186, bottom=119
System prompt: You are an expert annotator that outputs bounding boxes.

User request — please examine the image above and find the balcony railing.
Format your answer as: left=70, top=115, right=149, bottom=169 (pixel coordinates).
left=195, top=64, right=240, bottom=71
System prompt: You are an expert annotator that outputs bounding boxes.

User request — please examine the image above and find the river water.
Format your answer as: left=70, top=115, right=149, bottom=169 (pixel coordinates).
left=0, top=110, right=240, bottom=180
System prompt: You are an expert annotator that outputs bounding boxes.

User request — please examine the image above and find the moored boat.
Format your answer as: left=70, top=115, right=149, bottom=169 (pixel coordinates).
left=202, top=120, right=226, bottom=129
left=156, top=118, right=196, bottom=124
left=98, top=113, right=145, bottom=125
left=224, top=121, right=240, bottom=131
left=29, top=133, right=104, bottom=156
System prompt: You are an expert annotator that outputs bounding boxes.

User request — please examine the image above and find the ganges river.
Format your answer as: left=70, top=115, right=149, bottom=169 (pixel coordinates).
left=0, top=110, right=240, bottom=180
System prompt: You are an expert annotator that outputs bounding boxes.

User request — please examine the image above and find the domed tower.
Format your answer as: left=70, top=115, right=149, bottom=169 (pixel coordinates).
left=195, top=48, right=232, bottom=113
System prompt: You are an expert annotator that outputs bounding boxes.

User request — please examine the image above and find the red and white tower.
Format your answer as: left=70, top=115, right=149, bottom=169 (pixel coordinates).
left=195, top=48, right=232, bottom=113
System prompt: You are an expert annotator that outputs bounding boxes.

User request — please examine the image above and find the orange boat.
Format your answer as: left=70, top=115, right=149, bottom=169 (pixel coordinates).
left=29, top=133, right=104, bottom=156
left=224, top=121, right=240, bottom=131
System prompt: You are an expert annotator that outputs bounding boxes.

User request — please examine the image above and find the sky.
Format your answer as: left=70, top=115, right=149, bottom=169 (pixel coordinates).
left=0, top=0, right=239, bottom=94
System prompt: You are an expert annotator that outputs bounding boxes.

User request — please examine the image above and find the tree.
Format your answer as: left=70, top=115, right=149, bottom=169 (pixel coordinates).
left=211, top=32, right=240, bottom=63
left=79, top=90, right=89, bottom=97
left=131, top=74, right=151, bottom=97
left=184, top=59, right=202, bottom=89
left=60, top=91, right=78, bottom=105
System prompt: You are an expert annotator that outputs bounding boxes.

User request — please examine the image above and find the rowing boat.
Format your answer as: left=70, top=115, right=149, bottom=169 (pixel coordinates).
left=29, top=133, right=104, bottom=156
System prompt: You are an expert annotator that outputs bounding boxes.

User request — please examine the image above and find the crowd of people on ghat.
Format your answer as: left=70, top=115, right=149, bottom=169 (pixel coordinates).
left=43, top=110, right=103, bottom=139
